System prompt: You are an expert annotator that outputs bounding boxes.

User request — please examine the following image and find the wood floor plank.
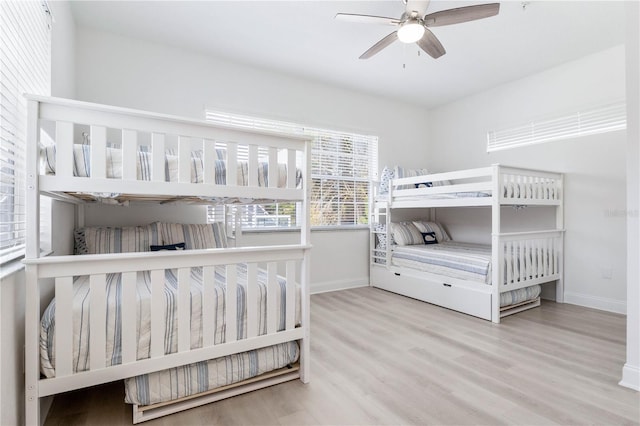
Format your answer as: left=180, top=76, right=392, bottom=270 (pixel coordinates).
left=44, top=287, right=640, bottom=425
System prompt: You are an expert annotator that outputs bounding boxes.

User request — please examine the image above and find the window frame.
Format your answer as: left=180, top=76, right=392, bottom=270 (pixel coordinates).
left=205, top=110, right=378, bottom=231
left=487, top=101, right=627, bottom=153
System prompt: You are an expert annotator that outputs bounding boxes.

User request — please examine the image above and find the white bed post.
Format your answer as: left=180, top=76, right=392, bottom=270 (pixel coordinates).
left=491, top=164, right=501, bottom=323
left=299, top=140, right=311, bottom=383
left=555, top=174, right=565, bottom=303
left=25, top=99, right=41, bottom=425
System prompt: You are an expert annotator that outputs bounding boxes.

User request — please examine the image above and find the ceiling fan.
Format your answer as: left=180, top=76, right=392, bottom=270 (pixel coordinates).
left=335, top=0, right=500, bottom=60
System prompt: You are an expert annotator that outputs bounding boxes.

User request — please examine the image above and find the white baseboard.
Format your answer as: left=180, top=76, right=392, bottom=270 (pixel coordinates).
left=563, top=291, right=626, bottom=314
left=310, top=278, right=369, bottom=295
left=620, top=363, right=640, bottom=391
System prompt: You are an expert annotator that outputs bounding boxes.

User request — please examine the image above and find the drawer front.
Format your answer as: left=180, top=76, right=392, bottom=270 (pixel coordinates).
left=370, top=266, right=492, bottom=320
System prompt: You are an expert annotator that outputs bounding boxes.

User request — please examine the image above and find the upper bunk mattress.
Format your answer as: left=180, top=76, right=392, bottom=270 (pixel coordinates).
left=41, top=145, right=302, bottom=188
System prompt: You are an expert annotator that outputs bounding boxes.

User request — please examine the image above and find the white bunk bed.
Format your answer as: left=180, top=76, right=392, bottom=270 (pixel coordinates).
left=23, top=95, right=311, bottom=424
left=370, top=165, right=564, bottom=323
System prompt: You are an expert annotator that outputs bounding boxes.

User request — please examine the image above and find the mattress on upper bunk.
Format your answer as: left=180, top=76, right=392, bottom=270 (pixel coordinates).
left=41, top=144, right=302, bottom=188
left=391, top=242, right=541, bottom=307
left=39, top=263, right=301, bottom=404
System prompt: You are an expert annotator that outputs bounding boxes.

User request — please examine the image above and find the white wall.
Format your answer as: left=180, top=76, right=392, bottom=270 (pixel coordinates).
left=621, top=0, right=639, bottom=392
left=427, top=46, right=627, bottom=313
left=73, top=27, right=432, bottom=292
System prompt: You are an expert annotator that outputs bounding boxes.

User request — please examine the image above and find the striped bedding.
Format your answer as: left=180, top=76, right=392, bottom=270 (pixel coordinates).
left=391, top=242, right=541, bottom=307
left=40, top=264, right=300, bottom=405
left=125, top=342, right=299, bottom=406
left=41, top=145, right=302, bottom=188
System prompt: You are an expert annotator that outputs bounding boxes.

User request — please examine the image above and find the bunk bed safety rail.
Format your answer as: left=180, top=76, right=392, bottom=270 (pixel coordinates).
left=386, top=165, right=562, bottom=205
left=498, top=230, right=563, bottom=292
left=391, top=167, right=493, bottom=198
left=23, top=245, right=308, bottom=397
left=499, top=167, right=562, bottom=204
left=29, top=95, right=305, bottom=200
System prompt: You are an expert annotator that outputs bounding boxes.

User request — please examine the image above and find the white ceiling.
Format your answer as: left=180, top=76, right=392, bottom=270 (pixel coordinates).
left=69, top=1, right=627, bottom=109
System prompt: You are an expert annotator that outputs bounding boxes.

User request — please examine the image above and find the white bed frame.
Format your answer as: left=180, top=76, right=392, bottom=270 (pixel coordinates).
left=23, top=95, right=312, bottom=424
left=370, top=164, right=564, bottom=323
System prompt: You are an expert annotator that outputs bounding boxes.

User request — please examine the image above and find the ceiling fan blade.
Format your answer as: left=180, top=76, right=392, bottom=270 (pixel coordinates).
left=335, top=13, right=400, bottom=26
left=359, top=31, right=398, bottom=59
left=416, top=28, right=446, bottom=59
left=423, top=3, right=500, bottom=27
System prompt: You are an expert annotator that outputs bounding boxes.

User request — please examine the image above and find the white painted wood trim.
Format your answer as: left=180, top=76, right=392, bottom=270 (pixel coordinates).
left=90, top=125, right=107, bottom=179
left=311, top=278, right=370, bottom=295
left=564, top=292, right=626, bottom=314
left=619, top=363, right=640, bottom=391
left=122, top=129, right=138, bottom=181
left=89, top=274, right=107, bottom=370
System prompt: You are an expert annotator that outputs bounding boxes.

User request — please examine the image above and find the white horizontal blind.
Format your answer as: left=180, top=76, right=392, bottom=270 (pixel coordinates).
left=0, top=1, right=51, bottom=263
left=487, top=101, right=626, bottom=152
left=205, top=110, right=378, bottom=227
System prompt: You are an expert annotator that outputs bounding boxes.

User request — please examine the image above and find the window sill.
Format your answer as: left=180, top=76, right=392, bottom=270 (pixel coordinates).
left=1, top=251, right=54, bottom=280
left=1, top=257, right=25, bottom=279
left=240, top=225, right=369, bottom=234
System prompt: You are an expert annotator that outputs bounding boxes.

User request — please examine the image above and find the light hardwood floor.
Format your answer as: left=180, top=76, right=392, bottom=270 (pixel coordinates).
left=44, top=287, right=639, bottom=425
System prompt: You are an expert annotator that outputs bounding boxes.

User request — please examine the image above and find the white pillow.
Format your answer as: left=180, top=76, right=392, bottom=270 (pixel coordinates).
left=390, top=222, right=424, bottom=246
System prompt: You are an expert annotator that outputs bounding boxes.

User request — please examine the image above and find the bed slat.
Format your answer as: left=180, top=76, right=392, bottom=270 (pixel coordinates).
left=285, top=260, right=296, bottom=330
left=227, top=142, right=238, bottom=186
left=90, top=125, right=107, bottom=179
left=178, top=136, right=191, bottom=183
left=150, top=269, right=165, bottom=357
left=122, top=129, right=138, bottom=181
left=225, top=264, right=237, bottom=343
left=121, top=271, right=137, bottom=364
left=268, top=147, right=278, bottom=188
left=90, top=274, right=107, bottom=370
left=203, top=139, right=216, bottom=185
left=151, top=133, right=165, bottom=182
left=267, top=262, right=278, bottom=334
left=55, top=121, right=73, bottom=177
left=246, top=263, right=258, bottom=338
left=55, top=276, right=74, bottom=377
left=202, top=266, right=215, bottom=347
left=177, top=268, right=191, bottom=353
left=248, top=145, right=258, bottom=187
left=287, top=149, right=297, bottom=189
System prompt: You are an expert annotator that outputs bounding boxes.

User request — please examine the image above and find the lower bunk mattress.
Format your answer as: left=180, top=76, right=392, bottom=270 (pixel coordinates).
left=391, top=242, right=541, bottom=307
left=40, top=263, right=300, bottom=405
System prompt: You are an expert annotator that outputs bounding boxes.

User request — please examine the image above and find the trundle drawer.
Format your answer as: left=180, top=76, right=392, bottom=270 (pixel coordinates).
left=370, top=265, right=492, bottom=320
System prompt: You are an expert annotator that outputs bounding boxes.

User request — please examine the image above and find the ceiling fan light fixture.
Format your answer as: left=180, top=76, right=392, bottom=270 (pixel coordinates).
left=397, top=19, right=425, bottom=43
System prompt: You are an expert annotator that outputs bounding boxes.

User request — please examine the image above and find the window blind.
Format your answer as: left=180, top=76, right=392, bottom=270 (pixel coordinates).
left=205, top=110, right=378, bottom=228
left=487, top=101, right=626, bottom=152
left=0, top=1, right=51, bottom=263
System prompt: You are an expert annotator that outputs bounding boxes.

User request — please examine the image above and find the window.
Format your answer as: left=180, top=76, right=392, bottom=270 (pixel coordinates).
left=205, top=110, right=378, bottom=229
left=487, top=101, right=626, bottom=152
left=0, top=1, right=52, bottom=263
